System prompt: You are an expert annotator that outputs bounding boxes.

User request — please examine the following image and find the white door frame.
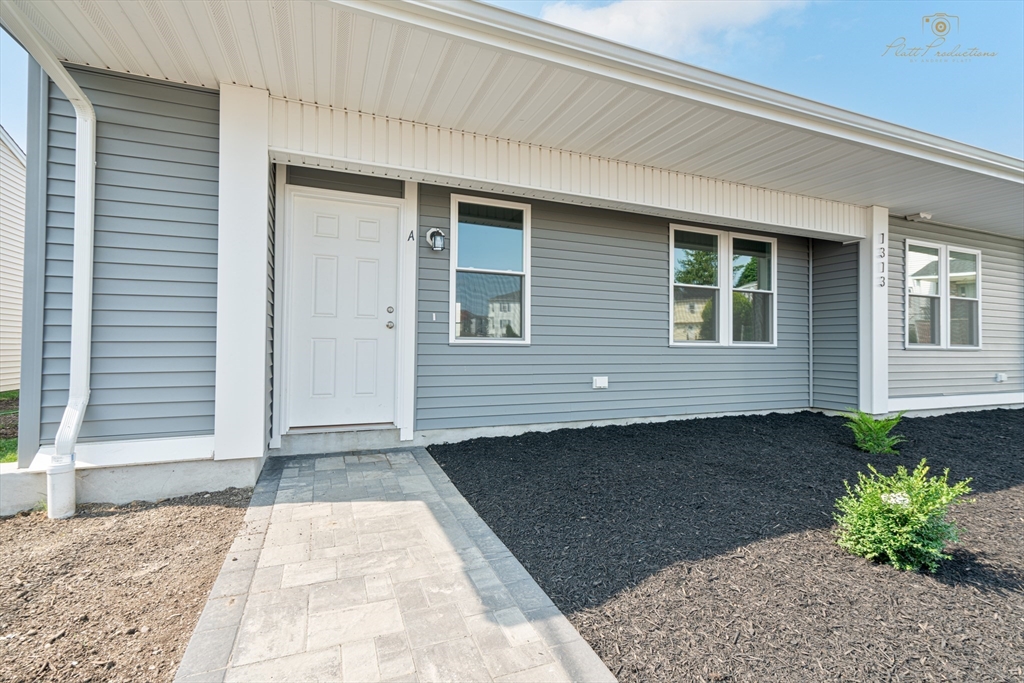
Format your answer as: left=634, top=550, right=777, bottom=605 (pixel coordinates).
left=272, top=176, right=418, bottom=443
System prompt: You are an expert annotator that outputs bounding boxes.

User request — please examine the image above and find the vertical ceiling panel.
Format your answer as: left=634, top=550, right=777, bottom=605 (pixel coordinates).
left=74, top=1, right=145, bottom=75
left=310, top=4, right=334, bottom=104
left=375, top=22, right=412, bottom=116
left=110, top=0, right=180, bottom=81
left=398, top=33, right=449, bottom=123
left=356, top=20, right=393, bottom=114
left=190, top=0, right=246, bottom=86
left=286, top=0, right=316, bottom=102
left=384, top=27, right=431, bottom=120
left=15, top=0, right=93, bottom=66
left=139, top=0, right=205, bottom=85
left=220, top=0, right=265, bottom=90
left=344, top=15, right=375, bottom=111
left=329, top=8, right=352, bottom=108
left=247, top=0, right=286, bottom=99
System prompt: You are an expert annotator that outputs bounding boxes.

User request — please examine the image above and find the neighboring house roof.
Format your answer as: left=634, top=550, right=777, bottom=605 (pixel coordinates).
left=3, top=0, right=1022, bottom=237
left=0, top=125, right=26, bottom=167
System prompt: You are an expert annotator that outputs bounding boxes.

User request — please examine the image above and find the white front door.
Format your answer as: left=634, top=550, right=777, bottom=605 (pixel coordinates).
left=286, top=190, right=399, bottom=429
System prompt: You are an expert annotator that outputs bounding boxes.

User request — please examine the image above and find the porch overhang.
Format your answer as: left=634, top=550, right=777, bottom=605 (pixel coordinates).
left=3, top=0, right=1022, bottom=238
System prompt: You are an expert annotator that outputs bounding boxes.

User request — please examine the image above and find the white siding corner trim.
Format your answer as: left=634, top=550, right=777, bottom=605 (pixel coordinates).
left=267, top=98, right=870, bottom=241
left=214, top=84, right=270, bottom=461
left=858, top=206, right=889, bottom=414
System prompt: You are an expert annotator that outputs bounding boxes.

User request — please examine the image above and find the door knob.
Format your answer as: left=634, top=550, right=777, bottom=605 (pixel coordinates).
left=386, top=321, right=395, bottom=329
left=387, top=306, right=394, bottom=314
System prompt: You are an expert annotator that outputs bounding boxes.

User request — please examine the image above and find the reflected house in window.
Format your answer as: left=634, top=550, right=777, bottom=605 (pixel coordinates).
left=488, top=292, right=522, bottom=338
left=907, top=248, right=979, bottom=345
left=673, top=294, right=711, bottom=341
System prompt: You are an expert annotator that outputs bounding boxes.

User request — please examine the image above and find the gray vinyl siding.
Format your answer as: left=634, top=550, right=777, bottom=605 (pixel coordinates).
left=415, top=185, right=810, bottom=430
left=888, top=217, right=1024, bottom=398
left=286, top=166, right=403, bottom=198
left=811, top=240, right=859, bottom=410
left=40, top=67, right=218, bottom=443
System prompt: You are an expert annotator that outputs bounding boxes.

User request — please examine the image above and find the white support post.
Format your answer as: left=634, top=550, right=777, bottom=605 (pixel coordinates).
left=214, top=84, right=270, bottom=460
left=397, top=181, right=419, bottom=441
left=858, top=206, right=890, bottom=415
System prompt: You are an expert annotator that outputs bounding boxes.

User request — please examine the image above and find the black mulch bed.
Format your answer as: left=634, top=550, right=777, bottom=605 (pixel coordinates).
left=430, top=409, right=1024, bottom=682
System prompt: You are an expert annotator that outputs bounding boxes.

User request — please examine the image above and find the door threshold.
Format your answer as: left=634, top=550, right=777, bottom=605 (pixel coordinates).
left=285, top=422, right=396, bottom=435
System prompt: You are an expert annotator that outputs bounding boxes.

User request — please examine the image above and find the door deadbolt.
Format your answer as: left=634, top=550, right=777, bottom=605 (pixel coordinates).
left=387, top=306, right=394, bottom=314
left=386, top=321, right=395, bottom=329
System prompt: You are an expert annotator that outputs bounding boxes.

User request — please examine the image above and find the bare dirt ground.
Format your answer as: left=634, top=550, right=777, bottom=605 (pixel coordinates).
left=0, top=391, right=18, bottom=440
left=0, top=488, right=251, bottom=683
left=434, top=409, right=1024, bottom=682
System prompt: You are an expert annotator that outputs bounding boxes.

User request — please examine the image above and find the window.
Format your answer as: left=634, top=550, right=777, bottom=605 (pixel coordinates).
left=671, top=226, right=776, bottom=346
left=449, top=195, right=531, bottom=344
left=905, top=240, right=981, bottom=349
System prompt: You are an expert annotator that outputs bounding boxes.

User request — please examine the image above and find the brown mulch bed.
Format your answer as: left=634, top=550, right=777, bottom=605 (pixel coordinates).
left=0, top=488, right=251, bottom=683
left=432, top=409, right=1024, bottom=682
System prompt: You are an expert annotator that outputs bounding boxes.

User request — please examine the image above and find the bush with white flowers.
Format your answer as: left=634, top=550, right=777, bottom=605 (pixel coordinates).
left=834, top=459, right=972, bottom=572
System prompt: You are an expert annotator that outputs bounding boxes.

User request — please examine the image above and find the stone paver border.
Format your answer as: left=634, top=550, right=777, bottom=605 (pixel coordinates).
left=174, top=448, right=615, bottom=683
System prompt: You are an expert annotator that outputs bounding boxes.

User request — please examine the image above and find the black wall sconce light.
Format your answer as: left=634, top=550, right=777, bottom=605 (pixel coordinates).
left=427, top=228, right=446, bottom=252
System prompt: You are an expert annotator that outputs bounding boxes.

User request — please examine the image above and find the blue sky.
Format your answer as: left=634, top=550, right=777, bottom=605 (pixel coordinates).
left=2, top=1, right=1022, bottom=158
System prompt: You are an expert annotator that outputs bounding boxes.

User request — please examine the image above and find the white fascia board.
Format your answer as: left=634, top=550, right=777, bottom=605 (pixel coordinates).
left=326, top=0, right=1022, bottom=184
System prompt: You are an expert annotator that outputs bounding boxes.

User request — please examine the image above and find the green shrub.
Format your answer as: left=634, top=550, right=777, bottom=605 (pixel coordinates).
left=842, top=409, right=906, bottom=454
left=834, top=459, right=971, bottom=572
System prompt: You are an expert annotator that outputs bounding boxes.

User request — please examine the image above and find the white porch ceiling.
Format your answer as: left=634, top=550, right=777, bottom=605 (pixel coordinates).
left=5, top=0, right=1022, bottom=238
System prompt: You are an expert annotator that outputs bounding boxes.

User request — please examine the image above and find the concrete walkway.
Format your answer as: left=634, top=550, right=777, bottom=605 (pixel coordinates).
left=175, top=449, right=616, bottom=683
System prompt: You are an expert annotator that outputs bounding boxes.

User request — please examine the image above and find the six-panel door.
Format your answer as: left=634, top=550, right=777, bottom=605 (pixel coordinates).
left=286, top=192, right=399, bottom=429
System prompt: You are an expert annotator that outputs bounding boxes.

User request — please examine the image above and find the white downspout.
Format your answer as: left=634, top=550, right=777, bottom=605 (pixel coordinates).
left=1, top=4, right=96, bottom=518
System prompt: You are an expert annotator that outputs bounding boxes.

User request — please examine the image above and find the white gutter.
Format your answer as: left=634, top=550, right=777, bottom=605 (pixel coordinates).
left=1, top=3, right=96, bottom=519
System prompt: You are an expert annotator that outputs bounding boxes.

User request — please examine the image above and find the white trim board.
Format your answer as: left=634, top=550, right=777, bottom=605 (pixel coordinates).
left=267, top=99, right=870, bottom=241
left=889, top=393, right=1024, bottom=412
left=29, top=435, right=216, bottom=471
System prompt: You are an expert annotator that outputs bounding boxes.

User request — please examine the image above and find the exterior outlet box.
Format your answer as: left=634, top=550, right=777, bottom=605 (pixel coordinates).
left=995, top=372, right=1008, bottom=383
left=592, top=376, right=609, bottom=389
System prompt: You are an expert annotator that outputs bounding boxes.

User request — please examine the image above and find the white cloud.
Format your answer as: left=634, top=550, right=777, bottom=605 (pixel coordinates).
left=540, top=0, right=806, bottom=61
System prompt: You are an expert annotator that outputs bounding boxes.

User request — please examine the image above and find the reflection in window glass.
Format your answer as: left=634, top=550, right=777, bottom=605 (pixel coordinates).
left=455, top=272, right=523, bottom=339
left=732, top=238, right=772, bottom=291
left=907, top=244, right=940, bottom=296
left=674, top=231, right=717, bottom=286
left=454, top=200, right=527, bottom=340
left=908, top=295, right=939, bottom=345
left=950, top=298, right=979, bottom=347
left=673, top=286, right=717, bottom=342
left=456, top=203, right=524, bottom=272
left=949, top=251, right=978, bottom=299
left=733, top=291, right=772, bottom=343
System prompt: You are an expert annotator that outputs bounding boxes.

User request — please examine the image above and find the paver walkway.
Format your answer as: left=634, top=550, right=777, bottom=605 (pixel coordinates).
left=175, top=448, right=616, bottom=682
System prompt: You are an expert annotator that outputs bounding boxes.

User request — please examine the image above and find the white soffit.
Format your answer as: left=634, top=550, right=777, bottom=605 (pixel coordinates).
left=6, top=0, right=1022, bottom=238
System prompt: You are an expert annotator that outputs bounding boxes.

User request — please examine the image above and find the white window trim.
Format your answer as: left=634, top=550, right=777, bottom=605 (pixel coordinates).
left=903, top=239, right=983, bottom=351
left=668, top=224, right=778, bottom=348
left=449, top=194, right=532, bottom=346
